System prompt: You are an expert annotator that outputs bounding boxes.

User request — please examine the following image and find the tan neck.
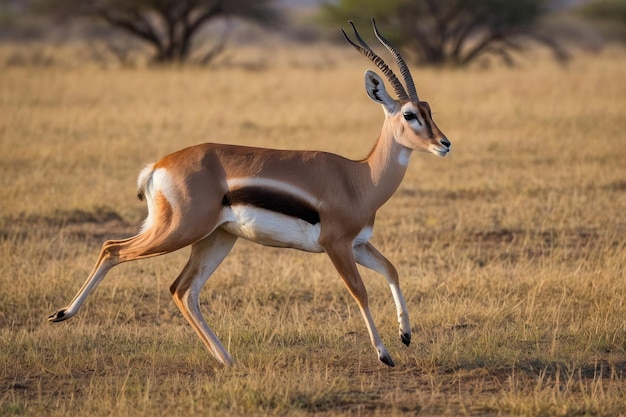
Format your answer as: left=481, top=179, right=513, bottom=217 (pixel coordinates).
left=359, top=120, right=411, bottom=211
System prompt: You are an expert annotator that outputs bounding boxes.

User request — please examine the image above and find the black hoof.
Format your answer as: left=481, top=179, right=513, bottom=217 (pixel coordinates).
left=380, top=354, right=395, bottom=367
left=48, top=310, right=66, bottom=322
left=401, top=333, right=411, bottom=346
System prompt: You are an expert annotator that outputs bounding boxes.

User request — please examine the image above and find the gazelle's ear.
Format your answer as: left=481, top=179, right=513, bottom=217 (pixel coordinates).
left=364, top=70, right=396, bottom=114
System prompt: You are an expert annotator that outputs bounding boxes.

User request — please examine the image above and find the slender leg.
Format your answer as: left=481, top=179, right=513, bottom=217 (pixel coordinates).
left=48, top=193, right=219, bottom=323
left=353, top=242, right=411, bottom=346
left=323, top=240, right=394, bottom=367
left=48, top=230, right=185, bottom=322
left=169, top=229, right=238, bottom=366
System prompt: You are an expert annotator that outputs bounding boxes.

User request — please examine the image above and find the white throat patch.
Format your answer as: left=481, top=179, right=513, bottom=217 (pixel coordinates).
left=398, top=147, right=412, bottom=166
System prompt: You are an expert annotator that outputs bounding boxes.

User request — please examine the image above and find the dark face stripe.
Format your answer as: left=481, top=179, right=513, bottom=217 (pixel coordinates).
left=222, top=187, right=320, bottom=225
left=418, top=106, right=434, bottom=139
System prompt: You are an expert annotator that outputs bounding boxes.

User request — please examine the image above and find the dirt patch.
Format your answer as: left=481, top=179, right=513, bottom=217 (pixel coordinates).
left=463, top=227, right=616, bottom=266
left=399, top=187, right=501, bottom=202
left=0, top=207, right=136, bottom=243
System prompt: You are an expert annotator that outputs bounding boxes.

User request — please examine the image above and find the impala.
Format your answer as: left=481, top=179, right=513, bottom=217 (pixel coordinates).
left=49, top=19, right=451, bottom=367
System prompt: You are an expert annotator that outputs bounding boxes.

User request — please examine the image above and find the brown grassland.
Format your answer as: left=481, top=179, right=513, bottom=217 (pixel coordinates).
left=0, top=44, right=625, bottom=416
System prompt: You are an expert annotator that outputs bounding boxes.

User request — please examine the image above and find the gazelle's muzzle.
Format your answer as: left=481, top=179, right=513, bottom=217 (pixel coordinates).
left=430, top=137, right=451, bottom=157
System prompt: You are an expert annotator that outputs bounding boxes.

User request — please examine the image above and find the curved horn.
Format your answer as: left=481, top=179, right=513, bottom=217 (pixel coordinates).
left=371, top=18, right=419, bottom=102
left=342, top=21, right=409, bottom=102
left=347, top=20, right=371, bottom=51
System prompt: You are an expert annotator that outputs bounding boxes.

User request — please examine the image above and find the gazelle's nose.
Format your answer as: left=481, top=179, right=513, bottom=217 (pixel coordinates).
left=440, top=138, right=451, bottom=148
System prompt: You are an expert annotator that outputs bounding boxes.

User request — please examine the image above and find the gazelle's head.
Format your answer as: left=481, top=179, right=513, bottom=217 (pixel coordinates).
left=342, top=19, right=451, bottom=157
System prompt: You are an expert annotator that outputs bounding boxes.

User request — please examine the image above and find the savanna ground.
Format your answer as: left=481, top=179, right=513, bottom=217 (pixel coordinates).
left=0, top=44, right=625, bottom=416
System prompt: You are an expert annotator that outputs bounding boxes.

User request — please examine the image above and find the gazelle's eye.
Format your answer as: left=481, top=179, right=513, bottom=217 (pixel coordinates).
left=403, top=111, right=422, bottom=126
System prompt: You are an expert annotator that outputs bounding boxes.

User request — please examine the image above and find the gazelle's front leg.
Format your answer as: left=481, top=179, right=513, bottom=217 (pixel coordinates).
left=353, top=242, right=411, bottom=346
left=322, top=239, right=394, bottom=367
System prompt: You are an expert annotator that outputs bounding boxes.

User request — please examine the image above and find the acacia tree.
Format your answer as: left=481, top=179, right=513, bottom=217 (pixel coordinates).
left=40, top=0, right=283, bottom=63
left=321, top=0, right=568, bottom=66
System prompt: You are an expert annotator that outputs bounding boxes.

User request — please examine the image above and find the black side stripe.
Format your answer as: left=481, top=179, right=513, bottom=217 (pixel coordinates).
left=222, top=187, right=320, bottom=225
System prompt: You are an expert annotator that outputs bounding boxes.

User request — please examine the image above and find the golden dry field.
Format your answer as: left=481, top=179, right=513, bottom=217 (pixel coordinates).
left=1, top=45, right=626, bottom=416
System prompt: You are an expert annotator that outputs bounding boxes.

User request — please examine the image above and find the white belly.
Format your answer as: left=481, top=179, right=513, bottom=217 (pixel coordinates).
left=220, top=206, right=324, bottom=253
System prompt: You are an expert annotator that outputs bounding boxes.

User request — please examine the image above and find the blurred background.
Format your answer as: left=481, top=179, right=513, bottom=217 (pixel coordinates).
left=0, top=0, right=624, bottom=68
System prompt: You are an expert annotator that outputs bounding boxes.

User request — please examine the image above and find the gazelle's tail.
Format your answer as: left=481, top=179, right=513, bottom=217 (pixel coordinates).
left=136, top=163, right=156, bottom=233
left=136, top=163, right=155, bottom=201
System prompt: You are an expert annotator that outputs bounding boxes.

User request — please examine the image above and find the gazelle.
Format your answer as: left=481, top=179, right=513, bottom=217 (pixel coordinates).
left=48, top=19, right=450, bottom=367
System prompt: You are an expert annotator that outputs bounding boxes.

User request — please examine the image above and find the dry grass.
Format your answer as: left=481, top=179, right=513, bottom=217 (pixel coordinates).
left=1, top=45, right=625, bottom=416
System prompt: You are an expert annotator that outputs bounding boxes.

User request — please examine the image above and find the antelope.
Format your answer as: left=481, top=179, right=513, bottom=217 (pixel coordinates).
left=48, top=19, right=451, bottom=367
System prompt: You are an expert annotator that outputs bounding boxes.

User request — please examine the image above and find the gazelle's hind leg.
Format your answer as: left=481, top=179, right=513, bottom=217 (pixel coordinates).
left=169, top=229, right=238, bottom=365
left=48, top=235, right=129, bottom=322
left=48, top=223, right=209, bottom=323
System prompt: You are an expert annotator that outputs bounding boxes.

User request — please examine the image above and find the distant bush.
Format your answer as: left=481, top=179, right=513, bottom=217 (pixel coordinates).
left=319, top=0, right=568, bottom=66
left=579, top=0, right=626, bottom=42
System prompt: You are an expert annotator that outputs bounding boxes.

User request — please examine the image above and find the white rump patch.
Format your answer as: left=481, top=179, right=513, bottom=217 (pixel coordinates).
left=151, top=168, right=178, bottom=208
left=138, top=167, right=178, bottom=233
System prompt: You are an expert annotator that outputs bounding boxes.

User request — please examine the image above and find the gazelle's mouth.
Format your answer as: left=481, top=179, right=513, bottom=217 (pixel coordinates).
left=430, top=144, right=450, bottom=157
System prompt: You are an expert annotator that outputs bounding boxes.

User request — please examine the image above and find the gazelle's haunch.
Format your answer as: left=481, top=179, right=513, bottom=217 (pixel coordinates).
left=48, top=19, right=451, bottom=367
